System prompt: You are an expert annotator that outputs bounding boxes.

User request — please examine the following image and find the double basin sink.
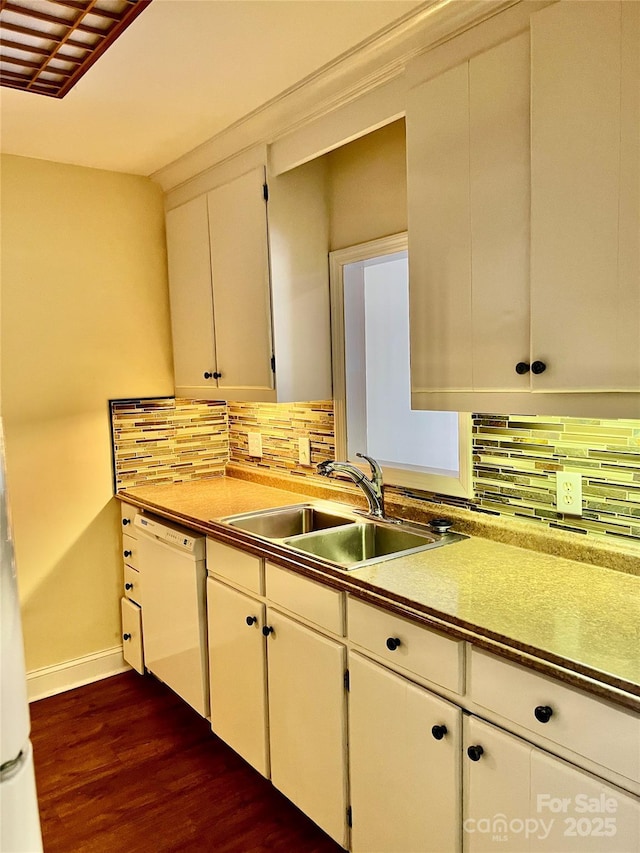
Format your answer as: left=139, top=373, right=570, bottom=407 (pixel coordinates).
left=218, top=503, right=467, bottom=570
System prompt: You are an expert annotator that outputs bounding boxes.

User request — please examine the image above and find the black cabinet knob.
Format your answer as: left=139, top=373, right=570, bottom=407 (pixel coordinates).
left=213, top=371, right=222, bottom=379
left=531, top=360, right=547, bottom=375
left=262, top=625, right=273, bottom=637
left=123, top=633, right=131, bottom=641
left=125, top=582, right=133, bottom=590
left=467, top=745, right=484, bottom=762
left=534, top=705, right=553, bottom=723
left=386, top=637, right=401, bottom=651
left=515, top=362, right=530, bottom=375
left=203, top=371, right=213, bottom=379
left=432, top=725, right=448, bottom=740
left=246, top=616, right=257, bottom=626
left=122, top=518, right=130, bottom=526
left=123, top=550, right=132, bottom=558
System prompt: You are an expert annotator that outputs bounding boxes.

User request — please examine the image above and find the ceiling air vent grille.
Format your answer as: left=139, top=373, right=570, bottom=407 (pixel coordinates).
left=0, top=0, right=152, bottom=98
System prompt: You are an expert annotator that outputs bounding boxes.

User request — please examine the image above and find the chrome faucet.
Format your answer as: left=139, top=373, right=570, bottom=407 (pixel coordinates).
left=317, top=452, right=385, bottom=519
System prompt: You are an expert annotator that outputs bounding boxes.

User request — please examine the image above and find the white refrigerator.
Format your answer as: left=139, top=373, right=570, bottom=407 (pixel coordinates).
left=0, top=420, right=43, bottom=852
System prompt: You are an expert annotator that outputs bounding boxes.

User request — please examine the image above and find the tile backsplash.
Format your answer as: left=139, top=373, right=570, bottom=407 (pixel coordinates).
left=111, top=397, right=227, bottom=490
left=228, top=401, right=334, bottom=474
left=111, top=398, right=640, bottom=544
left=472, top=414, right=640, bottom=543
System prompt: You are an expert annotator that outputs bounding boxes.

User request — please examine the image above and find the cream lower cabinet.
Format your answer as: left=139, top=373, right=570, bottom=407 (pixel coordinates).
left=348, top=652, right=461, bottom=853
left=464, top=715, right=640, bottom=853
left=206, top=547, right=348, bottom=848
left=206, top=577, right=269, bottom=777
left=120, top=502, right=143, bottom=674
left=265, top=609, right=348, bottom=848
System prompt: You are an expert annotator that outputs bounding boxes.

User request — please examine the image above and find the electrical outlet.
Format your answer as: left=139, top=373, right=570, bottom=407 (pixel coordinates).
left=556, top=472, right=582, bottom=516
left=298, top=437, right=311, bottom=466
left=247, top=432, right=263, bottom=457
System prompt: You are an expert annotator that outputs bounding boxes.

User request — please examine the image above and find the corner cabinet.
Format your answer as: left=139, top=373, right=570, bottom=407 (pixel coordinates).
left=165, top=158, right=332, bottom=403
left=406, top=1, right=640, bottom=418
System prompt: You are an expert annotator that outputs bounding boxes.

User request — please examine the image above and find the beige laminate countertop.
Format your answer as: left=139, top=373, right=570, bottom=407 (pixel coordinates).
left=118, top=475, right=640, bottom=712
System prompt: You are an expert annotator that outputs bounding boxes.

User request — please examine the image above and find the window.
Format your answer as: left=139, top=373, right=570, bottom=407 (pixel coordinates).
left=330, top=233, right=472, bottom=499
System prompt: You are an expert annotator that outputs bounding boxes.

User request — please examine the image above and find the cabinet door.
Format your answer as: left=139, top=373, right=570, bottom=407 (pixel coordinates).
left=463, top=716, right=533, bottom=853
left=266, top=609, right=348, bottom=847
left=530, top=0, right=640, bottom=393
left=349, top=652, right=461, bottom=853
left=464, top=716, right=640, bottom=853
left=121, top=597, right=144, bottom=675
left=207, top=167, right=274, bottom=393
left=206, top=578, right=268, bottom=777
left=407, top=34, right=530, bottom=397
left=530, top=749, right=640, bottom=853
left=165, top=196, right=218, bottom=393
left=407, top=61, right=471, bottom=393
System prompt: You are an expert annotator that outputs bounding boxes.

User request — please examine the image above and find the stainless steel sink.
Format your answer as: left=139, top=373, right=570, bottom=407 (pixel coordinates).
left=283, top=522, right=466, bottom=569
left=219, top=503, right=356, bottom=539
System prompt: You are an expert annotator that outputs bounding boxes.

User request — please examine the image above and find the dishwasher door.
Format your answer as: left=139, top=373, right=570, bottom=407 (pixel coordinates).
left=136, top=528, right=209, bottom=717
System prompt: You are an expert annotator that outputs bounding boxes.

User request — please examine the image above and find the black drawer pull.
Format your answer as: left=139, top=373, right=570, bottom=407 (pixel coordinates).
left=246, top=616, right=257, bottom=626
left=467, top=745, right=484, bottom=762
left=125, top=582, right=133, bottom=590
left=432, top=725, right=448, bottom=740
left=534, top=705, right=553, bottom=723
left=123, top=633, right=131, bottom=641
left=386, top=637, right=401, bottom=651
left=262, top=625, right=273, bottom=637
left=123, top=550, right=132, bottom=558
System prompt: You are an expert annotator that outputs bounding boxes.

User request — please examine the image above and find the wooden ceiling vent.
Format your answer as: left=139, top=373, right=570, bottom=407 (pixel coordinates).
left=0, top=0, right=152, bottom=98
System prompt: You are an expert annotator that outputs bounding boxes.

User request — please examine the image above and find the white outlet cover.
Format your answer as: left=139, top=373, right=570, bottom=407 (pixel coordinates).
left=556, top=472, right=582, bottom=517
left=248, top=432, right=263, bottom=457
left=298, top=437, right=311, bottom=466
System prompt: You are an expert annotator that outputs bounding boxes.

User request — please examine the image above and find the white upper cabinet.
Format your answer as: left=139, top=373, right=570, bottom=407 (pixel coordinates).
left=166, top=166, right=273, bottom=400
left=530, top=0, right=640, bottom=395
left=407, top=33, right=530, bottom=397
left=407, top=2, right=640, bottom=418
left=165, top=159, right=332, bottom=403
left=165, top=195, right=218, bottom=393
left=207, top=167, right=274, bottom=394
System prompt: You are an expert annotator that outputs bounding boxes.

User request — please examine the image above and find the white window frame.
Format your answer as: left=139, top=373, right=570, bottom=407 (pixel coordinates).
left=329, top=232, right=473, bottom=500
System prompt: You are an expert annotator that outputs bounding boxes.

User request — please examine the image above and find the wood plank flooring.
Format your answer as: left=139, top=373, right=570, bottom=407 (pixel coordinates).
left=30, top=671, right=345, bottom=852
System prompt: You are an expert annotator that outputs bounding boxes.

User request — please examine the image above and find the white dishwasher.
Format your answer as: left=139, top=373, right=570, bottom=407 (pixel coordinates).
left=134, top=514, right=209, bottom=718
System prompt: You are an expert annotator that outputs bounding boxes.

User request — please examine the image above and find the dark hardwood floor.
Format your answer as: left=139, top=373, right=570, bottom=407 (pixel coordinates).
left=30, top=671, right=345, bottom=852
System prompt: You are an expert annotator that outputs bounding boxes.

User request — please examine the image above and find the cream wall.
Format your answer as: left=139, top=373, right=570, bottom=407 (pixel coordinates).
left=327, top=119, right=407, bottom=251
left=0, top=154, right=174, bottom=672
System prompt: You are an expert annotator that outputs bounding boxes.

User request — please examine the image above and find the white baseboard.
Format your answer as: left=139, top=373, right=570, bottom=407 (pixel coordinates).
left=27, top=646, right=130, bottom=703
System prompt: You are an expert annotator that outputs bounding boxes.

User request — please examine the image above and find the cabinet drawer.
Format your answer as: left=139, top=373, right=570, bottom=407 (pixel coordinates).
left=207, top=538, right=263, bottom=594
left=266, top=563, right=344, bottom=636
left=469, top=648, right=640, bottom=784
left=122, top=533, right=139, bottom=569
left=121, top=597, right=144, bottom=675
left=120, top=502, right=139, bottom=534
left=123, top=565, right=141, bottom=606
left=347, top=597, right=463, bottom=694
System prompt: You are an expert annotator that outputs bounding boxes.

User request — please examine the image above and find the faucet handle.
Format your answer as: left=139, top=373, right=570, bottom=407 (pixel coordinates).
left=317, top=459, right=332, bottom=475
left=356, top=452, right=382, bottom=485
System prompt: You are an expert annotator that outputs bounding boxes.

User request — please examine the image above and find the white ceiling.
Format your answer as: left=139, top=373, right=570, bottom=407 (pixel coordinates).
left=0, top=0, right=422, bottom=176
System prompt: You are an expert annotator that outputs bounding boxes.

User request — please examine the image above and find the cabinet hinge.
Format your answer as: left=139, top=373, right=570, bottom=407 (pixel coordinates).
left=347, top=806, right=353, bottom=828
left=270, top=354, right=276, bottom=373
left=263, top=182, right=269, bottom=202
left=344, top=669, right=350, bottom=691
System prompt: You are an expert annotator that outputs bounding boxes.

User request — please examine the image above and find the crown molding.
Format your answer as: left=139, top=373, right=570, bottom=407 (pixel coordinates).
left=152, top=0, right=519, bottom=193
